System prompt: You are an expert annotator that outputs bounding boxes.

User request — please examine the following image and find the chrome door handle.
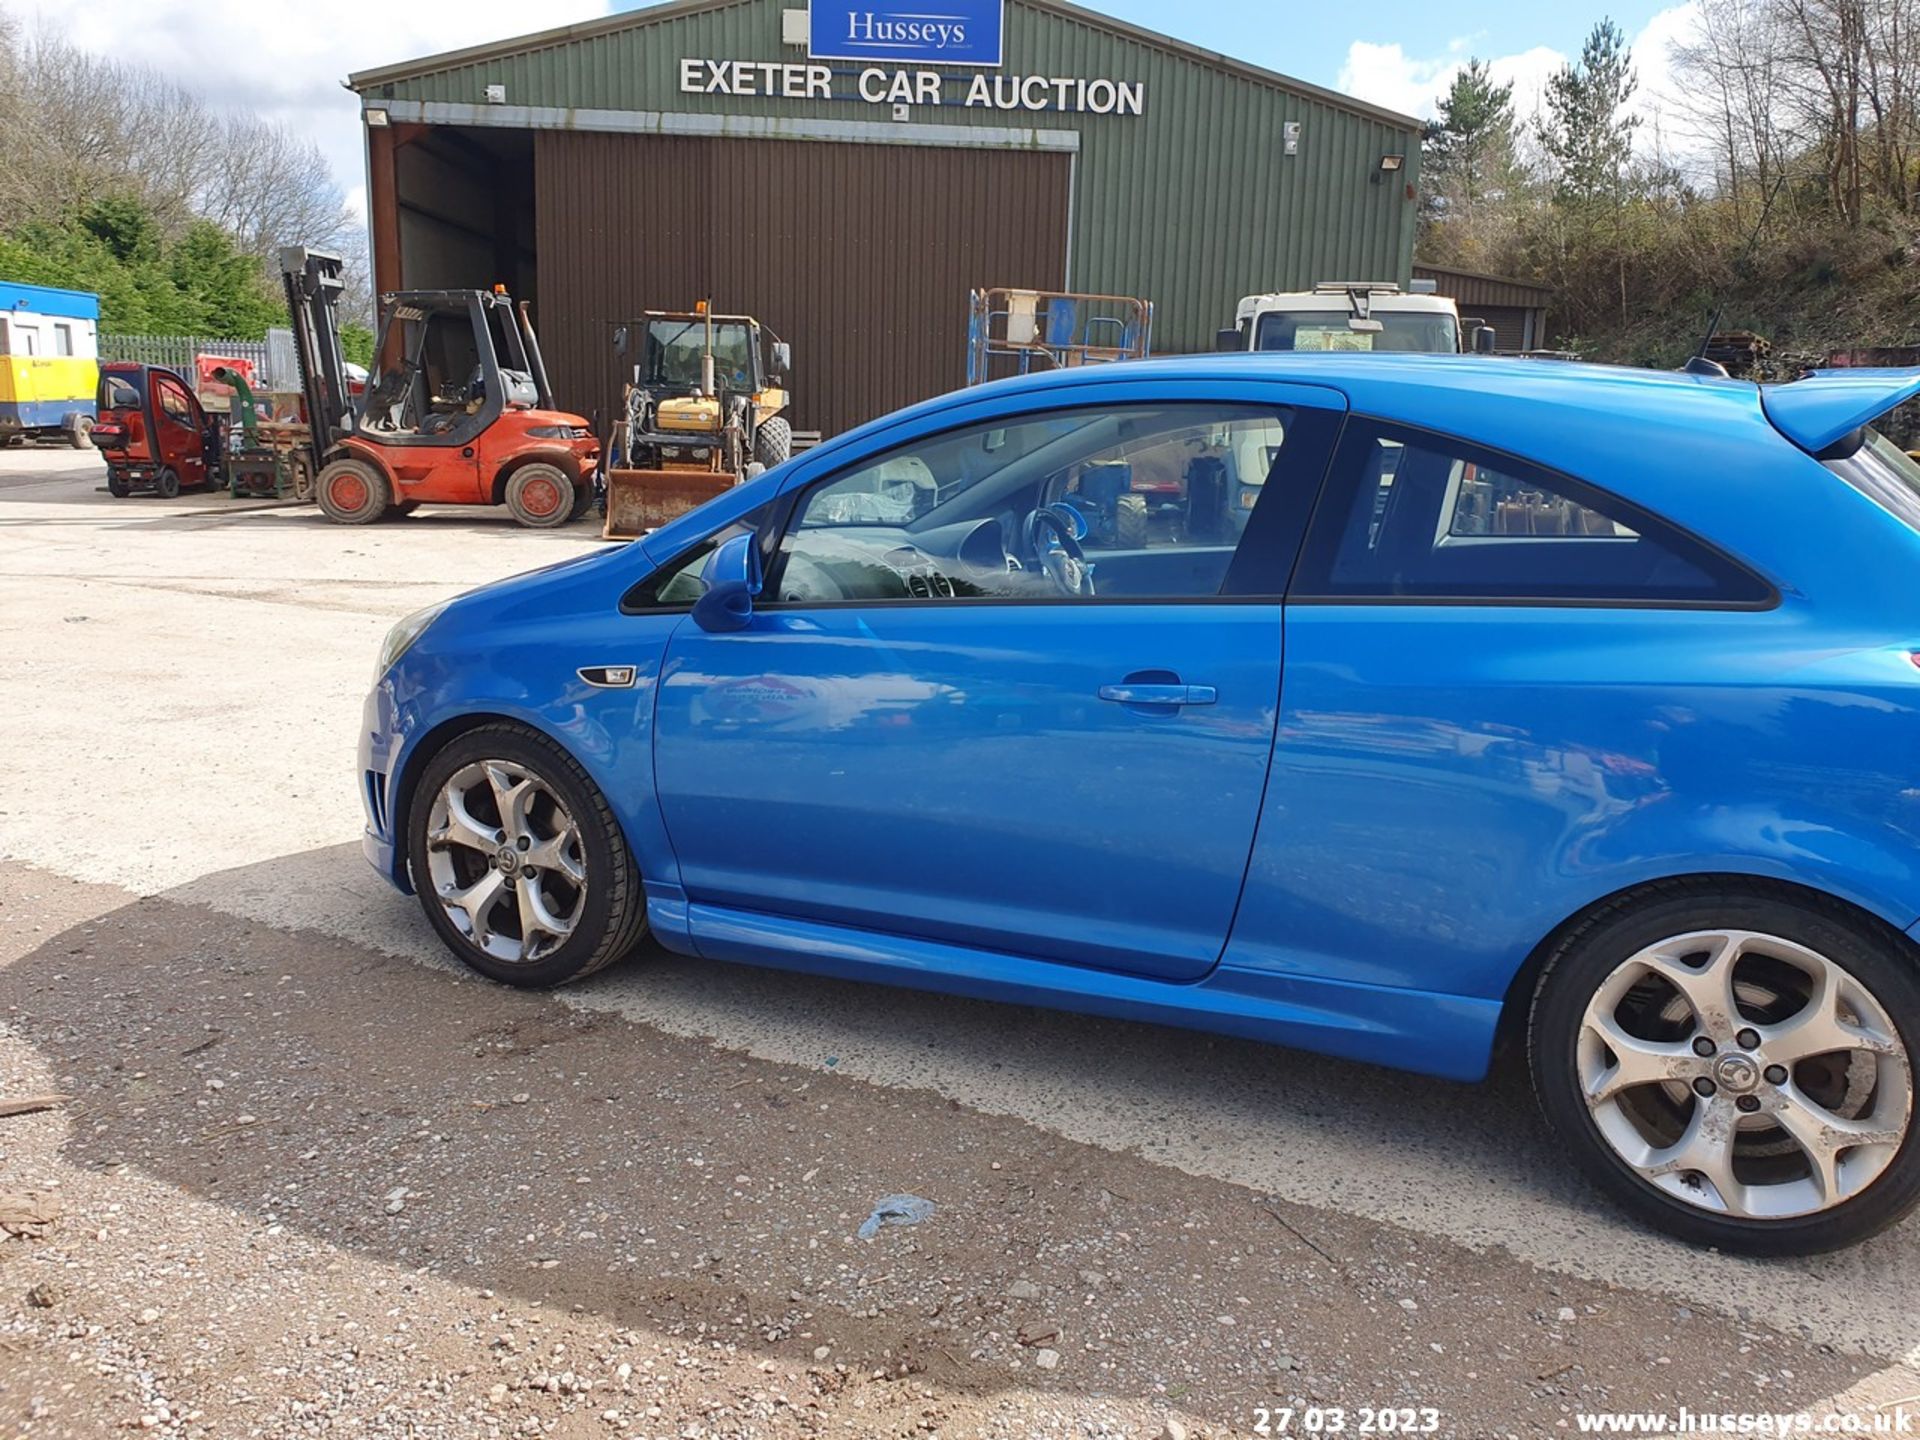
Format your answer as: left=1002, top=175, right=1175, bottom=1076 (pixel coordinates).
left=1098, top=684, right=1217, bottom=706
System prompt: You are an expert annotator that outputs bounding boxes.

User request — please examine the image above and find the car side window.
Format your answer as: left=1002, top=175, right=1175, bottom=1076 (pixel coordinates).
left=623, top=505, right=772, bottom=611
left=1296, top=421, right=1771, bottom=605
left=769, top=402, right=1337, bottom=605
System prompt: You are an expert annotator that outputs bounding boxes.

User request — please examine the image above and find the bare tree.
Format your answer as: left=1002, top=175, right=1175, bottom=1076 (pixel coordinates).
left=196, top=113, right=355, bottom=257
left=1671, top=0, right=1797, bottom=221
left=0, top=14, right=353, bottom=250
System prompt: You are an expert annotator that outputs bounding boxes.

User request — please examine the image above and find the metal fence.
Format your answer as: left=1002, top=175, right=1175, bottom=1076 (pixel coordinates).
left=98, top=330, right=293, bottom=389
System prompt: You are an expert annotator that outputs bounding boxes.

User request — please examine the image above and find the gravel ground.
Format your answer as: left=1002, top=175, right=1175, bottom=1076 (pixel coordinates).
left=1, top=446, right=1917, bottom=1438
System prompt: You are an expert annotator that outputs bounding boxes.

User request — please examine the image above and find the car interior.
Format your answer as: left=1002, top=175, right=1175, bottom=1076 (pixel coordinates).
left=765, top=404, right=1295, bottom=605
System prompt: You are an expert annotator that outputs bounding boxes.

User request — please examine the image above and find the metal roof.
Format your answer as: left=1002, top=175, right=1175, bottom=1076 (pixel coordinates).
left=347, top=0, right=1421, bottom=131
left=0, top=281, right=100, bottom=320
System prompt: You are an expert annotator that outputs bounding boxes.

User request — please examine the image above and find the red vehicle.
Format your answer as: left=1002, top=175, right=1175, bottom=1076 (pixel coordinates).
left=281, top=248, right=600, bottom=527
left=91, top=362, right=220, bottom=497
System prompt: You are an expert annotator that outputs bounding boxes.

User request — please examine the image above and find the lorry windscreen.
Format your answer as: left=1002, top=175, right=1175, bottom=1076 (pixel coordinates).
left=1255, top=311, right=1459, bottom=354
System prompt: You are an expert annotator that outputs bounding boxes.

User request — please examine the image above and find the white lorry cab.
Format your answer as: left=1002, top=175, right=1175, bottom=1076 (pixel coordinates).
left=1219, top=281, right=1487, bottom=356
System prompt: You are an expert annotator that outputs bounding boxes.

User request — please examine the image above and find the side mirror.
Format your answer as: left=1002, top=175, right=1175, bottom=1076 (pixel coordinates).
left=770, top=340, right=791, bottom=376
left=613, top=326, right=630, bottom=357
left=1215, top=327, right=1242, bottom=353
left=1471, top=324, right=1498, bottom=354
left=691, top=532, right=762, bottom=633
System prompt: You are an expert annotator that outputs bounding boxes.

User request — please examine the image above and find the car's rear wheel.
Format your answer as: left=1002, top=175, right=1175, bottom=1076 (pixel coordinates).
left=406, top=724, right=647, bottom=987
left=1530, top=885, right=1920, bottom=1254
left=107, top=470, right=130, bottom=498
left=154, top=467, right=180, bottom=499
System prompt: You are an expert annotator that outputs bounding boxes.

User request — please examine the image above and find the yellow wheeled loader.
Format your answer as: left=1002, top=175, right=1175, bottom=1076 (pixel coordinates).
left=600, top=303, right=792, bottom=540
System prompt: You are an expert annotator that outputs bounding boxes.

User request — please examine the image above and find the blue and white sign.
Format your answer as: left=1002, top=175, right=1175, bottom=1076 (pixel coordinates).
left=808, top=0, right=1006, bottom=67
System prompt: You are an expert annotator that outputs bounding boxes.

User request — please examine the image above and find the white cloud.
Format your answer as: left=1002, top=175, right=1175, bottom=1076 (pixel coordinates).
left=1336, top=3, right=1706, bottom=164
left=33, top=0, right=615, bottom=220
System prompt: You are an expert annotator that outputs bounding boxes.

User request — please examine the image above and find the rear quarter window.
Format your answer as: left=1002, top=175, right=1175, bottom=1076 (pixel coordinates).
left=1296, top=420, right=1773, bottom=606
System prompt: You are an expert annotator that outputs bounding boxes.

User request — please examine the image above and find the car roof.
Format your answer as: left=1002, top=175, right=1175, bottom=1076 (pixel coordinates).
left=934, top=353, right=1920, bottom=458
left=987, top=352, right=1747, bottom=406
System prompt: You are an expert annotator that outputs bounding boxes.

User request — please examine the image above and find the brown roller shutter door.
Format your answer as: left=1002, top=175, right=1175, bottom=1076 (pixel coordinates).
left=533, top=131, right=1072, bottom=440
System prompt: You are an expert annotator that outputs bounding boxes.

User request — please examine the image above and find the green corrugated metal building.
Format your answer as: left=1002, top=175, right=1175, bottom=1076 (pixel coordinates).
left=350, top=0, right=1422, bottom=435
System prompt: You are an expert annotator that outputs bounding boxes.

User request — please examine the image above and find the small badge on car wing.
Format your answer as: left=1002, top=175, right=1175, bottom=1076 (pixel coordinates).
left=578, top=665, right=638, bottom=689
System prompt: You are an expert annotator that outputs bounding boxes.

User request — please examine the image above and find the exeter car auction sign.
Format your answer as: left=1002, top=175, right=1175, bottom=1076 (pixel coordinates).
left=678, top=57, right=1145, bottom=114
left=680, top=0, right=1146, bottom=118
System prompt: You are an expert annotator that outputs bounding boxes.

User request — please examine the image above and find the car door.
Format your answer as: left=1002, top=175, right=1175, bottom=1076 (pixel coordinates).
left=650, top=381, right=1344, bottom=981
left=150, top=371, right=205, bottom=482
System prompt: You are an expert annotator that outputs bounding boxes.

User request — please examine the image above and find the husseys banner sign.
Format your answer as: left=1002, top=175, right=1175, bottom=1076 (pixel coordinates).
left=679, top=0, right=1148, bottom=117
left=809, top=0, right=1005, bottom=66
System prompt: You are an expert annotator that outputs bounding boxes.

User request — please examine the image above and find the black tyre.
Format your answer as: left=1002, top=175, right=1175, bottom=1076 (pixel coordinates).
left=316, top=457, right=391, bottom=525
left=407, top=724, right=648, bottom=988
left=753, top=415, right=792, bottom=470
left=154, top=467, right=180, bottom=499
left=67, top=416, right=94, bottom=450
left=1529, top=882, right=1920, bottom=1254
left=107, top=470, right=130, bottom=498
left=1114, top=493, right=1149, bottom=549
left=504, top=463, right=577, bottom=528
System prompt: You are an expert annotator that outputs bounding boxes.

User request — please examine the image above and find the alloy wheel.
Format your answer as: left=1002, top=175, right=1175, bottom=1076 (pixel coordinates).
left=424, top=759, right=588, bottom=964
left=1579, top=929, right=1912, bottom=1220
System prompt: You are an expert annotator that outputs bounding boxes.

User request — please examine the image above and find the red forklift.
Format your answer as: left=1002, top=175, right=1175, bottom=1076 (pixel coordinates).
left=91, top=362, right=222, bottom=497
left=280, top=247, right=600, bottom=526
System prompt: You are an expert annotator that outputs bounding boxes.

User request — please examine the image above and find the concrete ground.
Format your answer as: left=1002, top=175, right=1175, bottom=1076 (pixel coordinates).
left=0, top=444, right=1916, bottom=1438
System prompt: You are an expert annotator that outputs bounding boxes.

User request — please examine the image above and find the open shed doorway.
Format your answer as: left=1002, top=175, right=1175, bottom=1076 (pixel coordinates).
left=379, top=124, right=538, bottom=308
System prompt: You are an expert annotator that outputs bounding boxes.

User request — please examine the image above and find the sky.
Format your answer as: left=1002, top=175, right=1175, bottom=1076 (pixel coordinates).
left=36, top=0, right=1704, bottom=225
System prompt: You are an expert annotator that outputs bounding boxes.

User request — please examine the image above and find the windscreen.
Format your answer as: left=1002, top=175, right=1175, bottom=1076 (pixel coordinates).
left=641, top=319, right=755, bottom=391
left=1255, top=309, right=1460, bottom=354
left=97, top=371, right=144, bottom=409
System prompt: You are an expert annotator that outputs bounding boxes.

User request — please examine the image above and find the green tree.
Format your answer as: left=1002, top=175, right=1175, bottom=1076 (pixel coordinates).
left=167, top=220, right=283, bottom=336
left=1539, top=19, right=1641, bottom=207
left=1426, top=61, right=1519, bottom=222
left=1421, top=59, right=1524, bottom=269
left=0, top=196, right=286, bottom=338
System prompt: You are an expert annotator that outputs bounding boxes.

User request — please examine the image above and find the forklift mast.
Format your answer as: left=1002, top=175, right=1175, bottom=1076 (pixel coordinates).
left=278, top=246, right=353, bottom=451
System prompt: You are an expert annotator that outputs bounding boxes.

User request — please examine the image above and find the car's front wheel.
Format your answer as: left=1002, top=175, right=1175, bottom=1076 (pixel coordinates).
left=406, top=724, right=647, bottom=987
left=1530, top=885, right=1919, bottom=1253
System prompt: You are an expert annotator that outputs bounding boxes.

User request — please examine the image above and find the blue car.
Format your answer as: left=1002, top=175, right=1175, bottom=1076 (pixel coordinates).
left=360, top=354, right=1920, bottom=1255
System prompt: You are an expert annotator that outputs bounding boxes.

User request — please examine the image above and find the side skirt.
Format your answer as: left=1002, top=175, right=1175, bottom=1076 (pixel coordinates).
left=647, top=898, right=1499, bottom=1082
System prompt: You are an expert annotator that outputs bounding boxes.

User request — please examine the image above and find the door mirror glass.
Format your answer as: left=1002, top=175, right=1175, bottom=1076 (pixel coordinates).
left=692, top=532, right=763, bottom=632
left=770, top=340, right=791, bottom=376
left=1215, top=327, right=1241, bottom=353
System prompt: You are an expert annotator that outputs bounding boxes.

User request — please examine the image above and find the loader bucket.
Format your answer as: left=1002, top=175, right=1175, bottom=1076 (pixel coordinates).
left=602, top=467, right=739, bottom=541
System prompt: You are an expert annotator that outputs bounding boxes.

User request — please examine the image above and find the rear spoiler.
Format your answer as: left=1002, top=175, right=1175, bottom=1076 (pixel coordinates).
left=1762, top=367, right=1920, bottom=457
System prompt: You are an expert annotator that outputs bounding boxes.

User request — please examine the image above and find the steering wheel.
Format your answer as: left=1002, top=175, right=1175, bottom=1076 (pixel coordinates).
left=1025, top=504, right=1096, bottom=598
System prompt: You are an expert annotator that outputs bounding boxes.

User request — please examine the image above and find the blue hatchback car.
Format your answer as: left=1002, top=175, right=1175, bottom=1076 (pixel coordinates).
left=360, top=354, right=1920, bottom=1254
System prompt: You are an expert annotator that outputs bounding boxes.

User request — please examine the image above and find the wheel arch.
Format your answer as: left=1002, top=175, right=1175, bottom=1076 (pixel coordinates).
left=387, top=708, right=636, bottom=892
left=332, top=438, right=397, bottom=485
left=1493, top=871, right=1920, bottom=1058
